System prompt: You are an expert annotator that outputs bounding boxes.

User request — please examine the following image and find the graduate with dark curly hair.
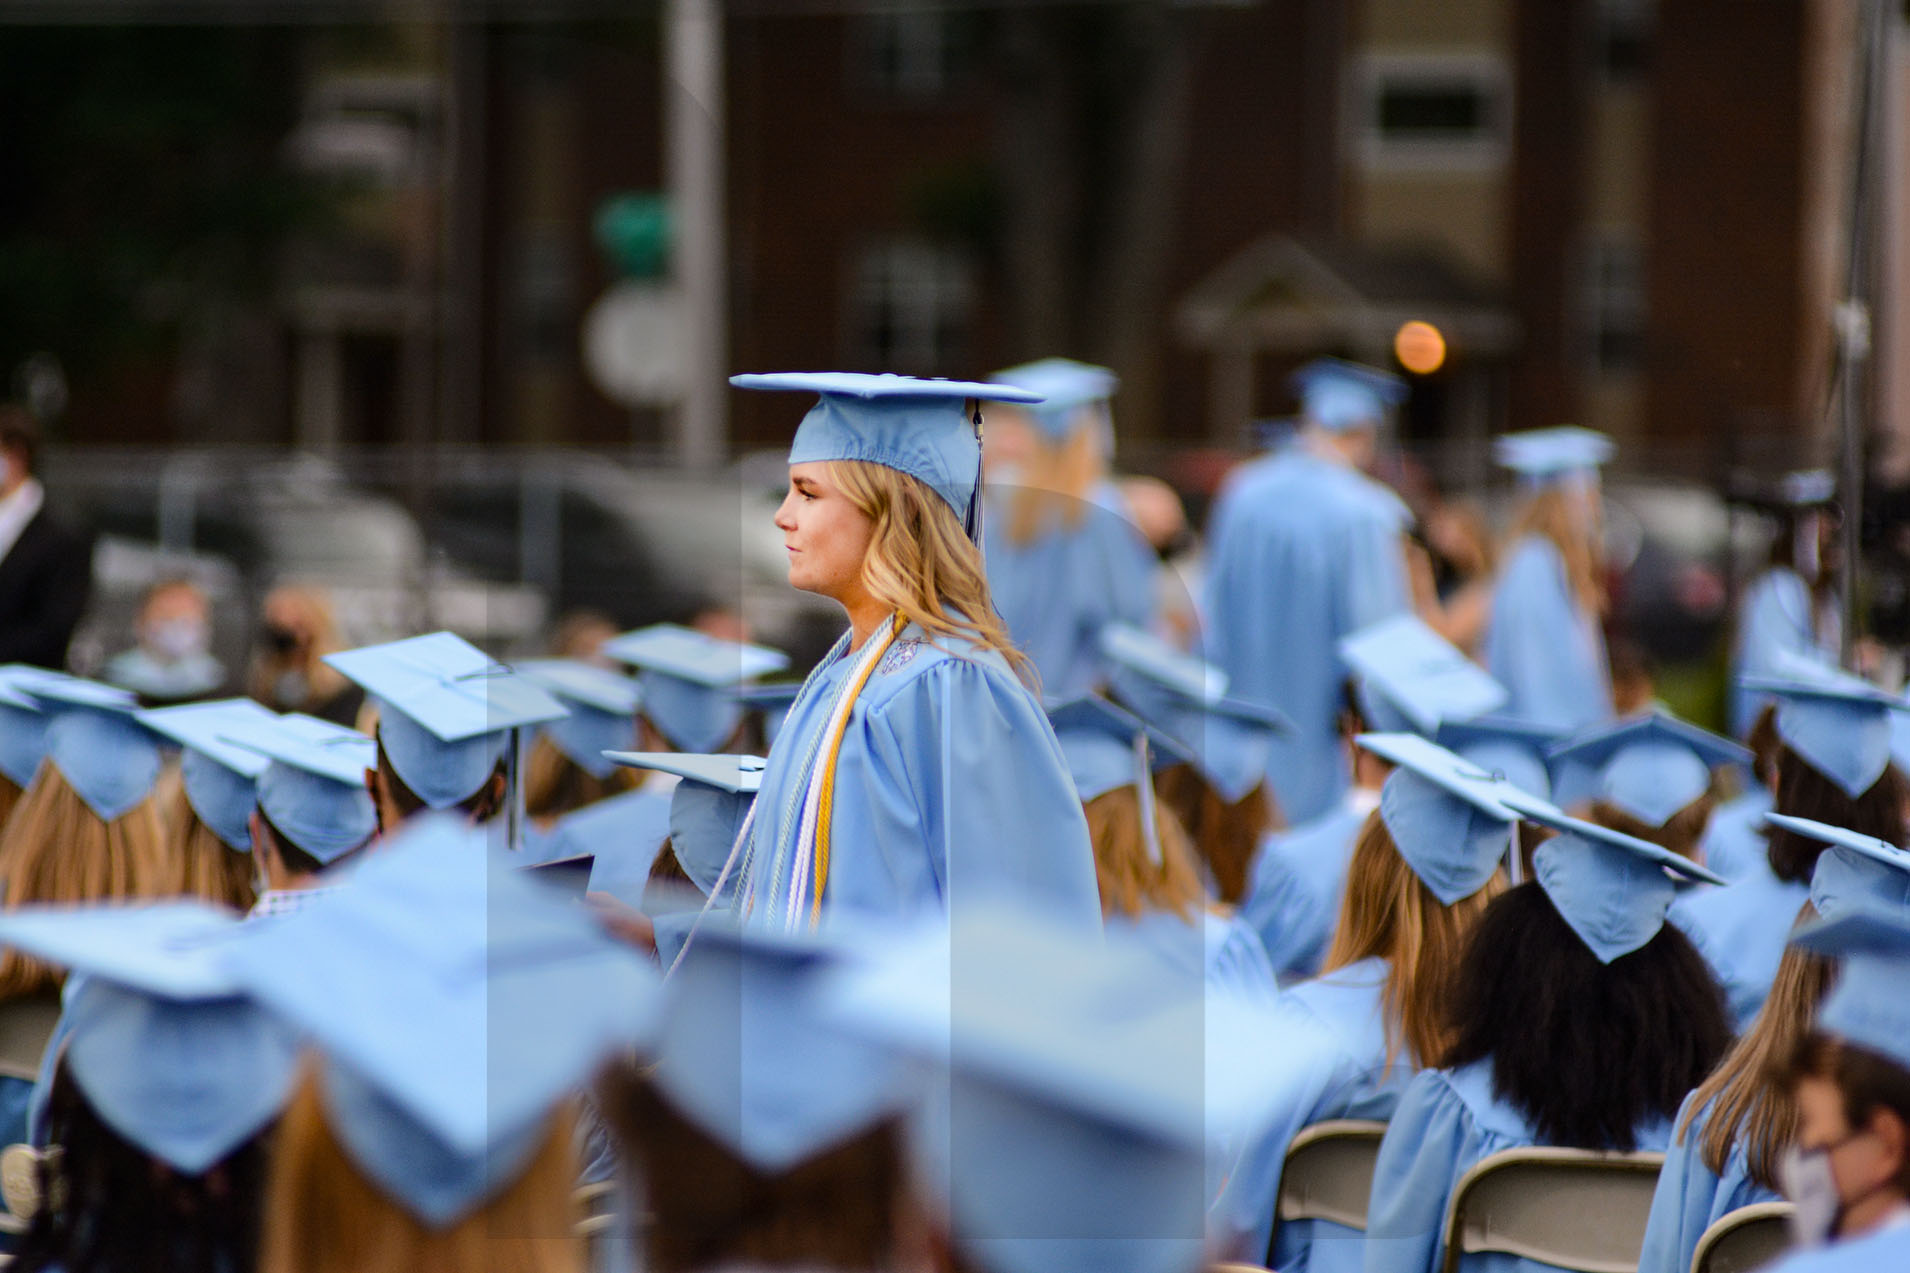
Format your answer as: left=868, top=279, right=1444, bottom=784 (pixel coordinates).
left=1363, top=803, right=1732, bottom=1273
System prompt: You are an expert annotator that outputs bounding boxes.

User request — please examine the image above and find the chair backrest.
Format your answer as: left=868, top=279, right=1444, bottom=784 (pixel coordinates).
left=1691, top=1201, right=1795, bottom=1273
left=1440, top=1146, right=1666, bottom=1273
left=1275, top=1119, right=1390, bottom=1233
left=0, top=995, right=63, bottom=1085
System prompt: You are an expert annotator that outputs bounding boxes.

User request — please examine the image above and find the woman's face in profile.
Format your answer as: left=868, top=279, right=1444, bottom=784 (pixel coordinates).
left=774, top=461, right=875, bottom=603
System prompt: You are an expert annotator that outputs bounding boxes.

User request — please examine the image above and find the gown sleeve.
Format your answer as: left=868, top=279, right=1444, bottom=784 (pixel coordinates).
left=863, top=655, right=1104, bottom=929
left=1363, top=1070, right=1480, bottom=1273
left=1338, top=483, right=1414, bottom=636
left=1240, top=839, right=1331, bottom=983
left=1637, top=1095, right=1722, bottom=1273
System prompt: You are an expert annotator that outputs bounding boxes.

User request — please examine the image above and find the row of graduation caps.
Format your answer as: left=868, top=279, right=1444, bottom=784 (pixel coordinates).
left=2, top=652, right=1910, bottom=1273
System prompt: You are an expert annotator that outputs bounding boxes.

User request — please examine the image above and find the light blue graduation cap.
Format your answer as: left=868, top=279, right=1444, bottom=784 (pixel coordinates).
left=1494, top=426, right=1614, bottom=491
left=821, top=900, right=1298, bottom=1273
left=1766, top=815, right=1910, bottom=921
left=1546, top=711, right=1750, bottom=825
left=1790, top=905, right=1910, bottom=1072
left=325, top=632, right=567, bottom=811
left=735, top=680, right=802, bottom=748
left=605, top=752, right=767, bottom=898
left=1775, top=469, right=1836, bottom=508
left=1740, top=652, right=1910, bottom=798
left=1515, top=799, right=1725, bottom=963
left=1339, top=614, right=1508, bottom=736
left=41, top=701, right=163, bottom=822
left=730, top=371, right=1044, bottom=537
left=1289, top=358, right=1406, bottom=434
left=220, top=814, right=663, bottom=1226
left=225, top=715, right=378, bottom=866
left=603, top=624, right=790, bottom=755
left=0, top=666, right=53, bottom=787
left=1098, top=623, right=1290, bottom=804
left=0, top=901, right=299, bottom=1173
left=1046, top=695, right=1193, bottom=804
left=513, top=658, right=641, bottom=780
left=649, top=920, right=912, bottom=1171
left=1432, top=714, right=1562, bottom=802
left=990, top=358, right=1118, bottom=442
left=1357, top=733, right=1540, bottom=904
left=136, top=698, right=280, bottom=852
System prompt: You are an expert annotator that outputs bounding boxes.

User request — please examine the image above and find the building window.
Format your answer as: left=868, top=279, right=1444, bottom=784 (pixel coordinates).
left=1592, top=0, right=1656, bottom=84
left=1356, top=53, right=1510, bottom=171
left=848, top=239, right=975, bottom=373
left=851, top=5, right=971, bottom=103
left=1584, top=235, right=1646, bottom=374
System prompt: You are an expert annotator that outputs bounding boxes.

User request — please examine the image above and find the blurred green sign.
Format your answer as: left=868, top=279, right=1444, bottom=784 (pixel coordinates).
left=593, top=193, right=672, bottom=280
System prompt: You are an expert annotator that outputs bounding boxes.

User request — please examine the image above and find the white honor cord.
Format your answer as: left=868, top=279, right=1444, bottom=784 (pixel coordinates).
left=1134, top=731, right=1162, bottom=865
left=660, top=796, right=761, bottom=983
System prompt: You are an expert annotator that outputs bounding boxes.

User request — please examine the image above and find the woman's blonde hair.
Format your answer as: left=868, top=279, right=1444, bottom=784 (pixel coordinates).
left=1322, top=810, right=1506, bottom=1073
left=521, top=735, right=638, bottom=827
left=1509, top=485, right=1605, bottom=616
left=1680, top=901, right=1837, bottom=1190
left=0, top=765, right=173, bottom=999
left=1156, top=763, right=1276, bottom=905
left=825, top=460, right=1033, bottom=684
left=260, top=1067, right=582, bottom=1273
left=162, top=781, right=258, bottom=912
left=1002, top=415, right=1105, bottom=546
left=0, top=777, right=20, bottom=838
left=1082, top=785, right=1208, bottom=921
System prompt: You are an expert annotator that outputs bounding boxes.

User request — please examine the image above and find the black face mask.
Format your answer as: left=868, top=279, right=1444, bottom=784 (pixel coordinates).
left=263, top=625, right=301, bottom=656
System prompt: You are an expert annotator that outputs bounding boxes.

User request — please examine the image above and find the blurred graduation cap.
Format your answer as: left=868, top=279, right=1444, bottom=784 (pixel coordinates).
left=0, top=666, right=56, bottom=788
left=1790, top=905, right=1910, bottom=1072
left=524, top=852, right=595, bottom=901
left=225, top=714, right=378, bottom=867
left=1100, top=623, right=1290, bottom=804
left=0, top=901, right=298, bottom=1174
left=1546, top=711, right=1751, bottom=825
left=730, top=370, right=1044, bottom=538
left=1289, top=358, right=1406, bottom=434
left=603, top=624, right=790, bottom=755
left=1432, top=714, right=1562, bottom=802
left=535, top=788, right=673, bottom=908
left=1357, top=733, right=1541, bottom=905
left=137, top=698, right=281, bottom=853
left=220, top=814, right=663, bottom=1227
left=648, top=919, right=912, bottom=1172
left=1045, top=695, right=1192, bottom=804
left=1493, top=426, right=1615, bottom=488
left=1339, top=613, right=1508, bottom=736
left=605, top=752, right=767, bottom=899
left=822, top=900, right=1299, bottom=1273
left=734, top=680, right=803, bottom=749
left=1766, top=814, right=1910, bottom=921
left=39, top=695, right=164, bottom=822
left=1740, top=651, right=1910, bottom=797
left=990, top=358, right=1118, bottom=442
left=1727, top=467, right=1838, bottom=513
left=1512, top=798, right=1724, bottom=964
left=512, top=658, right=641, bottom=780
left=325, top=632, right=567, bottom=813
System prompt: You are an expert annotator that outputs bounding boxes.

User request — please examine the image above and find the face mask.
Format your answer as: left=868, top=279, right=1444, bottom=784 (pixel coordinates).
left=147, top=618, right=208, bottom=662
left=1779, top=1144, right=1843, bottom=1248
left=272, top=670, right=309, bottom=708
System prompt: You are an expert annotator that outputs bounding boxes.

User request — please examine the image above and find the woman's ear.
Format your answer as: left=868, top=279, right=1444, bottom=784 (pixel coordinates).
left=1868, top=1104, right=1910, bottom=1185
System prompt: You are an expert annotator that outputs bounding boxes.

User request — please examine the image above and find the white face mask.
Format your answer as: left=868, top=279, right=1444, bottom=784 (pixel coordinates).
left=1779, top=1143, right=1843, bottom=1248
left=146, top=617, right=208, bottom=662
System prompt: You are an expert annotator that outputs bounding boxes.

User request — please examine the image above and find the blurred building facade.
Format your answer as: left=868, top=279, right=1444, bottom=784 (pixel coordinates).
left=28, top=0, right=1910, bottom=489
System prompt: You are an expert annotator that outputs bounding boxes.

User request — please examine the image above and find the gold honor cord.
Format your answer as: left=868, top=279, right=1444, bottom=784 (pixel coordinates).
left=809, top=614, right=904, bottom=926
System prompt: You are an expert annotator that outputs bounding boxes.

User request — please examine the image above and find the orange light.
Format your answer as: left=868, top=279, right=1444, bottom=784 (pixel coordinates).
left=1394, top=320, right=1447, bottom=375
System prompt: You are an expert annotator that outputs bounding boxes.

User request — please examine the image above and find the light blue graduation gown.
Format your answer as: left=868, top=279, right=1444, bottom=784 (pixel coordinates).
left=1636, top=1091, right=1779, bottom=1273
left=1239, top=793, right=1376, bottom=984
left=534, top=787, right=673, bottom=907
left=983, top=480, right=1159, bottom=702
left=1364, top=1060, right=1674, bottom=1273
left=1111, top=909, right=1280, bottom=1003
left=1668, top=870, right=1810, bottom=1031
left=1211, top=956, right=1420, bottom=1270
left=1483, top=536, right=1613, bottom=732
left=1731, top=568, right=1838, bottom=739
left=1202, top=449, right=1411, bottom=825
left=1762, top=1220, right=1910, bottom=1273
left=737, top=623, right=1102, bottom=928
left=1699, top=786, right=1775, bottom=884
